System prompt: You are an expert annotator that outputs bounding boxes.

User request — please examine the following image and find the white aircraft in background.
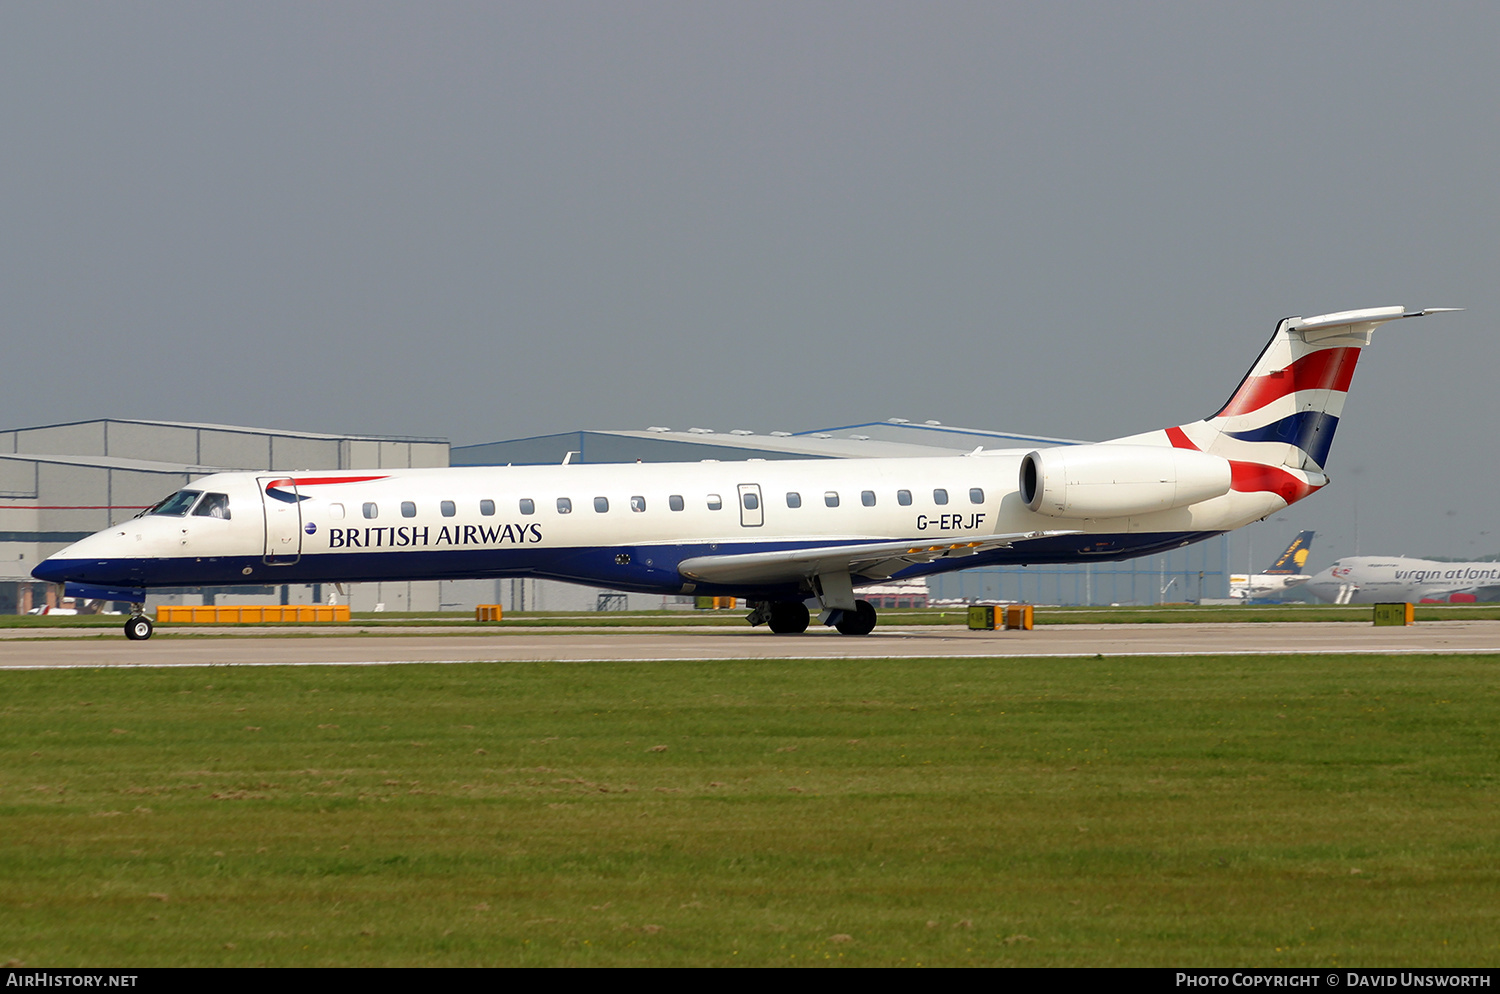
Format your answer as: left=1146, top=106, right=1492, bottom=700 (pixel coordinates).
left=1302, top=556, right=1500, bottom=604
left=34, top=305, right=1457, bottom=640
left=1229, top=529, right=1314, bottom=601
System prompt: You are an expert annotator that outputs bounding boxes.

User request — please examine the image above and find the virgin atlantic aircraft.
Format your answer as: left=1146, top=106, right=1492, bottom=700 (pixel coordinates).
left=1303, top=556, right=1500, bottom=605
left=33, top=305, right=1456, bottom=640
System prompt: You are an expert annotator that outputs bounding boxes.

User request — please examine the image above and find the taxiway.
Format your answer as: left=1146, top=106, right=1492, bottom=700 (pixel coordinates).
left=3, top=620, right=1500, bottom=668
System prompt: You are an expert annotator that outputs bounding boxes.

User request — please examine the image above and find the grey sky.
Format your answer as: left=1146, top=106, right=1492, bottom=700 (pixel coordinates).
left=2, top=2, right=1495, bottom=570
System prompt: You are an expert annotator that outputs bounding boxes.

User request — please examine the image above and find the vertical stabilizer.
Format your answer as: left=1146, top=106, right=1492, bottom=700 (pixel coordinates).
left=1141, top=307, right=1455, bottom=509
left=1263, top=530, right=1314, bottom=575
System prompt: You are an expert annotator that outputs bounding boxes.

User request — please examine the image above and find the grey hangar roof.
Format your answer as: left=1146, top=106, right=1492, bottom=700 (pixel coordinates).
left=452, top=421, right=1081, bottom=466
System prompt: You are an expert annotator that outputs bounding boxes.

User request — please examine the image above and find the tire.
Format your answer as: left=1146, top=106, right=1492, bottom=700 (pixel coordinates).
left=833, top=599, right=877, bottom=636
left=124, top=616, right=153, bottom=641
left=767, top=601, right=810, bottom=634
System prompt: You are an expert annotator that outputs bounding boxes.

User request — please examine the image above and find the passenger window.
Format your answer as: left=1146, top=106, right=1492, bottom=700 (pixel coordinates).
left=520, top=498, right=535, bottom=515
left=192, top=492, right=231, bottom=519
left=825, top=492, right=840, bottom=508
left=707, top=494, right=723, bottom=511
left=970, top=488, right=985, bottom=504
left=594, top=496, right=609, bottom=513
left=441, top=501, right=456, bottom=517
left=329, top=503, right=345, bottom=520
left=861, top=490, right=876, bottom=507
left=742, top=491, right=759, bottom=511
left=897, top=490, right=912, bottom=506
left=786, top=492, right=802, bottom=508
left=363, top=502, right=378, bottom=519
left=630, top=496, right=646, bottom=512
left=557, top=497, right=572, bottom=514
left=480, top=500, right=495, bottom=516
left=669, top=495, right=685, bottom=511
left=933, top=489, right=949, bottom=505
left=151, top=490, right=202, bottom=517
left=400, top=501, right=417, bottom=518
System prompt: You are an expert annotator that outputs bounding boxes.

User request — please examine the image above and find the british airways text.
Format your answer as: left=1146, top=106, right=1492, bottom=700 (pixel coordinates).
left=326, top=524, right=543, bottom=548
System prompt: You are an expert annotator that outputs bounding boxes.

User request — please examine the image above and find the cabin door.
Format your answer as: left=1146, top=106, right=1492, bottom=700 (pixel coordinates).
left=257, top=476, right=303, bottom=565
left=737, top=484, right=764, bottom=528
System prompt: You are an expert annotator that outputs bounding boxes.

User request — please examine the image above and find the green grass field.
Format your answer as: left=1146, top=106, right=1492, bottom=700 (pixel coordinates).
left=2, top=653, right=1497, bottom=966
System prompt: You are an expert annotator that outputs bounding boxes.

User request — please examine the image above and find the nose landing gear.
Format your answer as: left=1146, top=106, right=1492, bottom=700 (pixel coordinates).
left=124, top=609, right=153, bottom=641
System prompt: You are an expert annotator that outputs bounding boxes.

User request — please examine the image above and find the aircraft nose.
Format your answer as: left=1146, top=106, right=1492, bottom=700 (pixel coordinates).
left=31, top=531, right=140, bottom=586
left=31, top=557, right=75, bottom=584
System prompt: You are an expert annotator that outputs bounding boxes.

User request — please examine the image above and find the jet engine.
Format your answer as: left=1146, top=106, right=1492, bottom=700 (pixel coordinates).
left=1019, top=444, right=1233, bottom=519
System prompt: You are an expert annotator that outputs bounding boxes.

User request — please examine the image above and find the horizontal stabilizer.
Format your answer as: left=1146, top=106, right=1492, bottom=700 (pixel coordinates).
left=1291, top=306, right=1460, bottom=331
left=1289, top=306, right=1460, bottom=345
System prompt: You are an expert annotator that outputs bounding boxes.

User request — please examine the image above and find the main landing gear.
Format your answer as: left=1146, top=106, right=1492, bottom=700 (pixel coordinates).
left=831, top=600, right=877, bottom=636
left=746, top=600, right=810, bottom=634
left=124, top=609, right=153, bottom=641
left=767, top=601, right=810, bottom=634
left=746, top=599, right=877, bottom=636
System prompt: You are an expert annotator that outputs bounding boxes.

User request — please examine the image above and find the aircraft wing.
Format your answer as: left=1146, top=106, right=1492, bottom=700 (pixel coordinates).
left=677, top=530, right=1080, bottom=586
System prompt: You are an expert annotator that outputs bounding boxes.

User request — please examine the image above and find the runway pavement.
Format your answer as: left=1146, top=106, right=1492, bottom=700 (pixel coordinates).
left=4, top=619, right=1500, bottom=668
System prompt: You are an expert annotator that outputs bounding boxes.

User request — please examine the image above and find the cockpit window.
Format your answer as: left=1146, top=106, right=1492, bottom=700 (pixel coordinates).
left=150, top=490, right=202, bottom=517
left=192, top=492, right=231, bottom=519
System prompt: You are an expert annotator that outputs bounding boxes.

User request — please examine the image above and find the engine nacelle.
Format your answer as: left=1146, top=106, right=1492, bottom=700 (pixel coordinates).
left=1019, top=444, right=1232, bottom=519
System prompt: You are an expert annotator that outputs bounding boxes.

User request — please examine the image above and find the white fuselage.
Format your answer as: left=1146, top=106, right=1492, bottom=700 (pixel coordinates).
left=34, top=451, right=1285, bottom=599
left=1227, top=572, right=1312, bottom=601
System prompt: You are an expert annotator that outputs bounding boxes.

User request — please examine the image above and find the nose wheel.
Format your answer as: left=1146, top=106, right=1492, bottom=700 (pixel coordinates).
left=124, top=613, right=153, bottom=641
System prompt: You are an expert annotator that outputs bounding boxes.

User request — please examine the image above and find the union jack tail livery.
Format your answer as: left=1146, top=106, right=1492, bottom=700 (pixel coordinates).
left=1156, top=306, right=1458, bottom=509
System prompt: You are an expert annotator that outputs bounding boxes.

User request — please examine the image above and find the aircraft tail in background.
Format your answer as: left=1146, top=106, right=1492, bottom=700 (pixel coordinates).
left=1228, top=529, right=1317, bottom=602
left=1263, top=529, right=1314, bottom=575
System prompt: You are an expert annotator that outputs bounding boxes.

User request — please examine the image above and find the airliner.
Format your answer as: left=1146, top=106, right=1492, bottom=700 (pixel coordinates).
left=1302, top=555, right=1500, bottom=604
left=33, top=305, right=1456, bottom=640
left=1228, top=530, right=1315, bottom=601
